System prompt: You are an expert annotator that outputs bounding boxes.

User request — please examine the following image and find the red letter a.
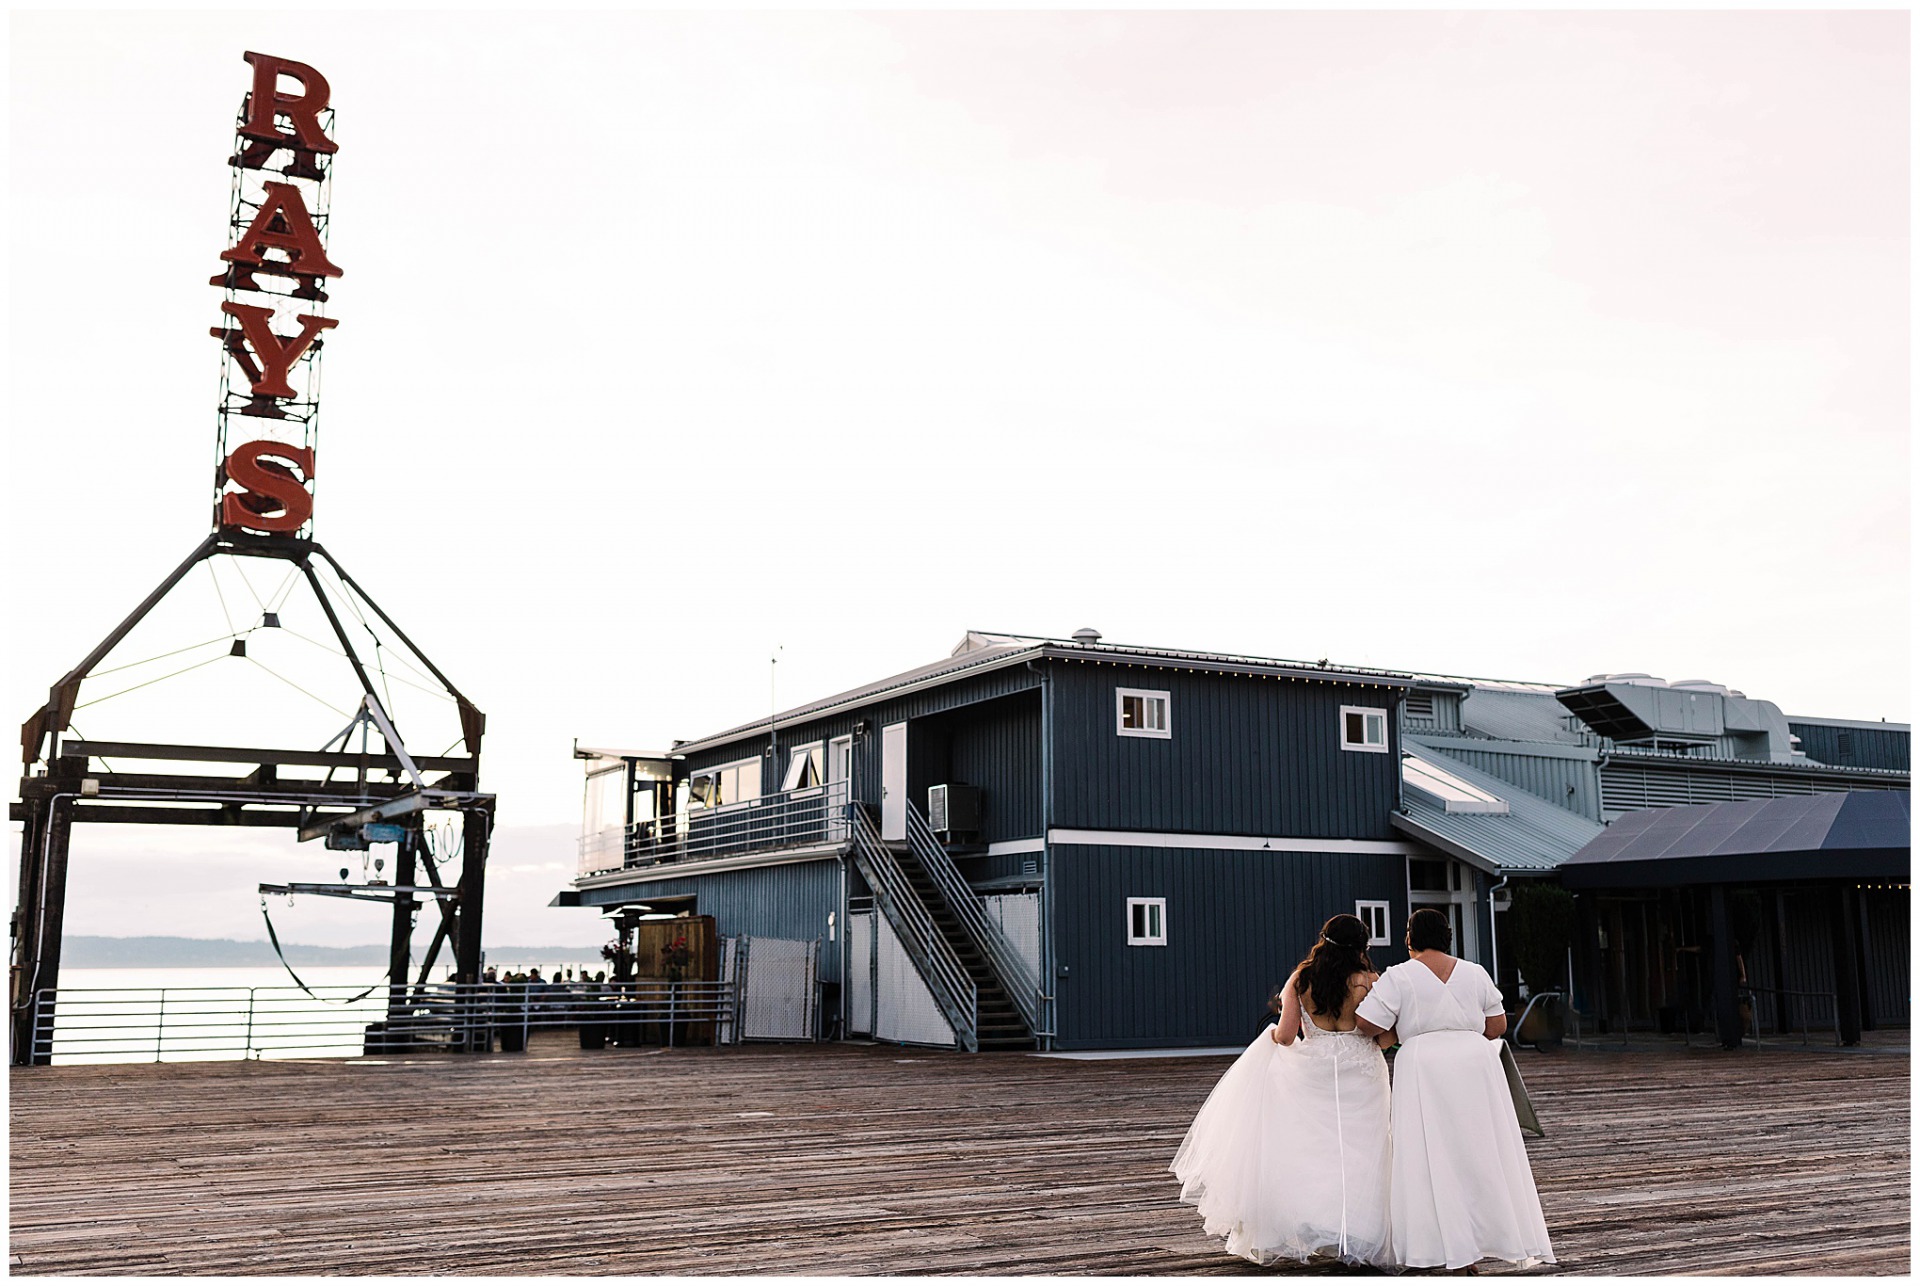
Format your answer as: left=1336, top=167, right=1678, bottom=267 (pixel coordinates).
left=221, top=182, right=343, bottom=281
left=217, top=303, right=338, bottom=399
left=240, top=52, right=337, bottom=156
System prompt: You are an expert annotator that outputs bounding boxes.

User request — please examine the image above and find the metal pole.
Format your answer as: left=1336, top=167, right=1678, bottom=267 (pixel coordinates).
left=245, top=988, right=256, bottom=1058
left=156, top=990, right=166, bottom=1062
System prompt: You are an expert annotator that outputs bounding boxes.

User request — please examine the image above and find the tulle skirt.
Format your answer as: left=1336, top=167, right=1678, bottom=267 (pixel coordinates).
left=1387, top=1030, right=1555, bottom=1269
left=1170, top=1025, right=1394, bottom=1267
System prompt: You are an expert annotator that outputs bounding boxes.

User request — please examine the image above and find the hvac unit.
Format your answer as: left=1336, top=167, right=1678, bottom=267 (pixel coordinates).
left=927, top=783, right=982, bottom=837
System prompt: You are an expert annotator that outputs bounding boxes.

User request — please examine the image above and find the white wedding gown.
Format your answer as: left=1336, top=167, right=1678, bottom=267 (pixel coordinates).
left=1355, top=958, right=1555, bottom=1270
left=1169, top=1013, right=1394, bottom=1267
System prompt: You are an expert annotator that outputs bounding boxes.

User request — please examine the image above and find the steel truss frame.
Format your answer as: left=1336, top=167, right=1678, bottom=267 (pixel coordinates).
left=12, top=530, right=493, bottom=1065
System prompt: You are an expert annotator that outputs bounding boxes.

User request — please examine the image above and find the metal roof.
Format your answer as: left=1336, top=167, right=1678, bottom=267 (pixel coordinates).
left=1561, top=791, right=1911, bottom=888
left=1391, top=738, right=1605, bottom=876
left=670, top=631, right=1420, bottom=756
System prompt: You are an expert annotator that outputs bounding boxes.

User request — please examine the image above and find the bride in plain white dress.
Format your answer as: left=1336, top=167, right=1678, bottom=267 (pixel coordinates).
left=1356, top=907, right=1555, bottom=1270
left=1170, top=914, right=1395, bottom=1267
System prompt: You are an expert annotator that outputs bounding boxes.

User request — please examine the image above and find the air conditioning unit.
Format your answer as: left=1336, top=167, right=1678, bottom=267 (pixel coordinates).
left=928, top=783, right=982, bottom=836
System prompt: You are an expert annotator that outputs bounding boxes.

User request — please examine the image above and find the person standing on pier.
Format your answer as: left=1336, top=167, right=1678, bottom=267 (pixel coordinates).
left=1355, top=908, right=1555, bottom=1271
left=1170, top=914, right=1396, bottom=1267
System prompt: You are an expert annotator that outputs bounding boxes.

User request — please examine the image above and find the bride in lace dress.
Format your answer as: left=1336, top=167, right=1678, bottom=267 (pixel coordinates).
left=1169, top=914, right=1396, bottom=1267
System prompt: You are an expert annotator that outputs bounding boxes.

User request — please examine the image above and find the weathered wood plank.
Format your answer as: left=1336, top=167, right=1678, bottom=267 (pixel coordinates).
left=9, top=1036, right=1910, bottom=1275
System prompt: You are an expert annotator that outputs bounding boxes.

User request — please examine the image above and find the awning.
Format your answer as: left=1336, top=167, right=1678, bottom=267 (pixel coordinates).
left=1560, top=791, right=1910, bottom=888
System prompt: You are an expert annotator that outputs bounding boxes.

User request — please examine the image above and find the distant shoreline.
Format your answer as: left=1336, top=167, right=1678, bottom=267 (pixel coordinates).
left=61, top=935, right=605, bottom=969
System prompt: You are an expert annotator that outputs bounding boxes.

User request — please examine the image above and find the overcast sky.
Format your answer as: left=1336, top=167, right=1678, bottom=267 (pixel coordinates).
left=8, top=11, right=1909, bottom=949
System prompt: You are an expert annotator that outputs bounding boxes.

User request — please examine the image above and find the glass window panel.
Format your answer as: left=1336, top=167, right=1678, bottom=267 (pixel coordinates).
left=1345, top=711, right=1365, bottom=744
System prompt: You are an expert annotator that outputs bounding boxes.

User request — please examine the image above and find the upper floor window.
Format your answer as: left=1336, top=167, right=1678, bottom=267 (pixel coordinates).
left=689, top=757, right=761, bottom=809
left=1341, top=705, right=1389, bottom=753
left=1117, top=688, right=1171, bottom=739
left=781, top=742, right=825, bottom=792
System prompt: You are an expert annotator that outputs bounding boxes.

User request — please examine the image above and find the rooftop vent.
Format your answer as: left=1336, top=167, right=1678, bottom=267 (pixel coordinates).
left=1071, top=627, right=1102, bottom=645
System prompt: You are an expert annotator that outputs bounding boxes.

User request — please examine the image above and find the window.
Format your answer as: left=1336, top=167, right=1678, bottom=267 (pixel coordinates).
left=1356, top=901, right=1391, bottom=946
left=1126, top=897, right=1167, bottom=946
left=688, top=757, right=761, bottom=809
left=1340, top=705, right=1389, bottom=753
left=781, top=742, right=825, bottom=792
left=1117, top=688, right=1171, bottom=739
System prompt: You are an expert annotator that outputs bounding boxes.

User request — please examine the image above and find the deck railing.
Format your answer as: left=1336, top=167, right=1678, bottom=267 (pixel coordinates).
left=902, top=803, right=1048, bottom=1038
left=24, top=981, right=739, bottom=1065
left=579, top=781, right=852, bottom=876
left=846, top=805, right=978, bottom=1050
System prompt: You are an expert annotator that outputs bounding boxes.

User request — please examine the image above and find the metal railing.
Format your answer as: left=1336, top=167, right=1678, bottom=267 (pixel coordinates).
left=26, top=981, right=739, bottom=1065
left=847, top=805, right=977, bottom=1050
left=579, top=782, right=852, bottom=876
left=1739, top=984, right=1843, bottom=1048
left=903, top=804, right=1048, bottom=1037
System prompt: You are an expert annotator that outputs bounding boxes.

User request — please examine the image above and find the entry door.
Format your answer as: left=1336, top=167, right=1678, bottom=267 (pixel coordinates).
left=881, top=722, right=908, bottom=840
left=827, top=736, right=853, bottom=837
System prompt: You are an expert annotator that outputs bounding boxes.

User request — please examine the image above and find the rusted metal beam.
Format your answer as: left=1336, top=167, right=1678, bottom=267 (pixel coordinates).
left=65, top=741, right=476, bottom=773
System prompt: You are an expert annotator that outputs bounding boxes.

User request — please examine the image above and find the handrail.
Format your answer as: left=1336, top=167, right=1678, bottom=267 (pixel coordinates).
left=846, top=805, right=977, bottom=1050
left=578, top=781, right=852, bottom=876
left=28, top=981, right=738, bottom=1064
left=902, top=804, right=1045, bottom=1037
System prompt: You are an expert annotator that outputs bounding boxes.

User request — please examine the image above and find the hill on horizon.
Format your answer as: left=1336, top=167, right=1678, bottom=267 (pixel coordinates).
left=61, top=935, right=606, bottom=969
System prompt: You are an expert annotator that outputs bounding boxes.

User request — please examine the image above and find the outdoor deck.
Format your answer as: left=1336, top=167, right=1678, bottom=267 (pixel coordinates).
left=9, top=1034, right=1910, bottom=1276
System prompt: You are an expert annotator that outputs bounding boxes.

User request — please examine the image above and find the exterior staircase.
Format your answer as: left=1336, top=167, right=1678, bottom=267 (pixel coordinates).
left=898, top=803, right=1045, bottom=1050
left=887, top=838, right=1033, bottom=1050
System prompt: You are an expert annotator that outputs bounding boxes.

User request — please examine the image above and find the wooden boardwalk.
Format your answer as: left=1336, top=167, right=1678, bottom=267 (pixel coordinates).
left=9, top=1034, right=1909, bottom=1276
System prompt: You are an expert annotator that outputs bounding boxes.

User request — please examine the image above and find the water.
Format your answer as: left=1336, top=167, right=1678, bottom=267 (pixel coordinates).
left=42, top=963, right=608, bottom=1065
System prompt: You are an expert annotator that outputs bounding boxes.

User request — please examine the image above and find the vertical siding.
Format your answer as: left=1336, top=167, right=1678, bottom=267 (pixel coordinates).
left=682, top=669, right=1044, bottom=816
left=907, top=691, right=1043, bottom=843
left=1789, top=722, right=1911, bottom=773
left=1048, top=842, right=1409, bottom=1048
left=581, top=860, right=843, bottom=983
left=1860, top=887, right=1909, bottom=1026
left=1047, top=663, right=1402, bottom=839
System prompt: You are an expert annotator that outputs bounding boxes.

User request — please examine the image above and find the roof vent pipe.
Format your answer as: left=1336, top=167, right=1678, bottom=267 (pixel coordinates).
left=1071, top=627, right=1102, bottom=645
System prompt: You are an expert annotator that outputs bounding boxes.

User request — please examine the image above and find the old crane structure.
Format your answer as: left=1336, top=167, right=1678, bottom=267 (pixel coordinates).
left=10, top=52, right=495, bottom=1065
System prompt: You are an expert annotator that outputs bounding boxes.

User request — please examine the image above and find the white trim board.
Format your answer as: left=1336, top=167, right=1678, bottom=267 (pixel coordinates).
left=1048, top=829, right=1420, bottom=856
left=985, top=838, right=1045, bottom=856
left=575, top=845, right=841, bottom=889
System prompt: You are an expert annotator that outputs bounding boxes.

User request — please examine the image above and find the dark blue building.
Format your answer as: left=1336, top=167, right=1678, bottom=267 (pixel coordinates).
left=568, top=631, right=1429, bottom=1050
left=567, top=634, right=1909, bottom=1050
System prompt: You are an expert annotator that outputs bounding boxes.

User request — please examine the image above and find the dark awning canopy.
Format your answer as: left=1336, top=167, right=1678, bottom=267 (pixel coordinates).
left=1561, top=791, right=1910, bottom=888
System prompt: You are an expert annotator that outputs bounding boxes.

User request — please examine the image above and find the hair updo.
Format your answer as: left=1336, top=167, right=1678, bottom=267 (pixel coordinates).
left=1292, top=913, right=1374, bottom=1020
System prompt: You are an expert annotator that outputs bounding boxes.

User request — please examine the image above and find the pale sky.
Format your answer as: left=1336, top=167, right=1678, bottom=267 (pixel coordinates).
left=8, top=11, right=1910, bottom=949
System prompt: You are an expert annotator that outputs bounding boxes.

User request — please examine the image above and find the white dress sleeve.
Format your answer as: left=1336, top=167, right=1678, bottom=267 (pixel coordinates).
left=1355, top=964, right=1402, bottom=1031
left=1476, top=962, right=1506, bottom=1017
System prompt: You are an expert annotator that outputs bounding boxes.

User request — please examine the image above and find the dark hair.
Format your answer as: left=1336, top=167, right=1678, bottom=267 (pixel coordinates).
left=1407, top=907, right=1453, bottom=952
left=1292, top=914, right=1374, bottom=1020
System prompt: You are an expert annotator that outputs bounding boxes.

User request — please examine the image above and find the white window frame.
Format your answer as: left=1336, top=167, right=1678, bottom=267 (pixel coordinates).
left=781, top=741, right=825, bottom=795
left=1340, top=704, right=1390, bottom=753
left=1356, top=900, right=1391, bottom=946
left=1126, top=897, right=1167, bottom=946
left=1116, top=688, right=1172, bottom=740
left=690, top=756, right=762, bottom=810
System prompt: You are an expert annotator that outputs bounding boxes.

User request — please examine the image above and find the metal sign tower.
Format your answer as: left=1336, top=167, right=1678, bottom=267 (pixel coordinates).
left=11, top=53, right=495, bottom=1065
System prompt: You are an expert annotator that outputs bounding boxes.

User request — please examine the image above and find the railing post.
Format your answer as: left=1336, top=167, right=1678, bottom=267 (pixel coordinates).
left=245, top=988, right=257, bottom=1059
left=668, top=982, right=677, bottom=1048
left=155, top=989, right=166, bottom=1063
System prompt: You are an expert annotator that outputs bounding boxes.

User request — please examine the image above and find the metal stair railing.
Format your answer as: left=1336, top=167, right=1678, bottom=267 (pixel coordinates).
left=902, top=804, right=1047, bottom=1038
left=846, top=804, right=977, bottom=1051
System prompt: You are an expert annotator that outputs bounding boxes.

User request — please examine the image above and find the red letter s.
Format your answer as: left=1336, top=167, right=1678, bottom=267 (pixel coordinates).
left=220, top=441, right=315, bottom=534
